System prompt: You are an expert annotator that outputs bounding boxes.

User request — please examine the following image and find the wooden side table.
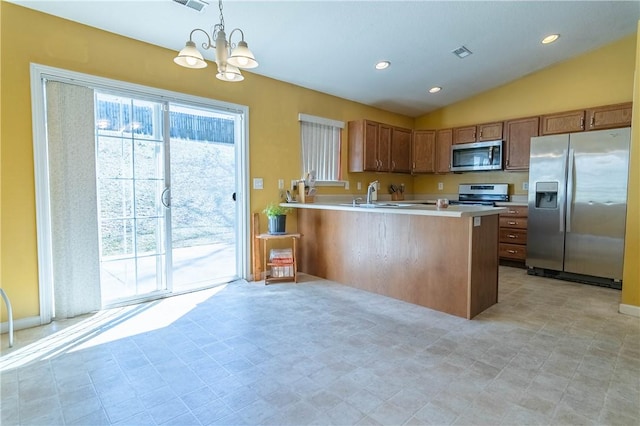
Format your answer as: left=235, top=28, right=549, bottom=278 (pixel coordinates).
left=257, top=233, right=301, bottom=284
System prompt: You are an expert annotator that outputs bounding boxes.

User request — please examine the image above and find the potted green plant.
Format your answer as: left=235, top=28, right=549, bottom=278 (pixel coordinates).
left=263, top=203, right=291, bottom=234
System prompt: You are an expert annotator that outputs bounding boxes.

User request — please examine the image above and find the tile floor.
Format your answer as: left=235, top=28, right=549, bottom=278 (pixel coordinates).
left=1, top=267, right=639, bottom=425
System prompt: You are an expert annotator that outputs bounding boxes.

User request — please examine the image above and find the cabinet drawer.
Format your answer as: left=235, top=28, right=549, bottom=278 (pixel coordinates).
left=499, top=217, right=528, bottom=229
left=500, top=243, right=527, bottom=260
left=500, top=206, right=528, bottom=217
left=499, top=229, right=527, bottom=244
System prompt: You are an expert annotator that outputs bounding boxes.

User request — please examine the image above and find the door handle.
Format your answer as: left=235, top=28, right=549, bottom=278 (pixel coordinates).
left=161, top=187, right=171, bottom=208
left=232, top=192, right=237, bottom=202
left=559, top=149, right=567, bottom=233
left=566, top=148, right=575, bottom=233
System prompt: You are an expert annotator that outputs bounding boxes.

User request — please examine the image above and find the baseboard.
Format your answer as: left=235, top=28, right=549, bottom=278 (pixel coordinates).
left=619, top=304, right=640, bottom=317
left=1, top=315, right=42, bottom=334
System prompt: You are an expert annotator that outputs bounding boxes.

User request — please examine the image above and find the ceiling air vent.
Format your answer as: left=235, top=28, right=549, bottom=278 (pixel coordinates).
left=173, top=0, right=209, bottom=12
left=452, top=46, right=473, bottom=59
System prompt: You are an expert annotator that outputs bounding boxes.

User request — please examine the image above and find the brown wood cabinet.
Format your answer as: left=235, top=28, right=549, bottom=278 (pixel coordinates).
left=349, top=102, right=630, bottom=175
left=390, top=127, right=412, bottom=173
left=504, top=116, right=539, bottom=171
left=435, top=128, right=452, bottom=173
left=453, top=122, right=503, bottom=144
left=499, top=206, right=528, bottom=263
left=348, top=119, right=391, bottom=172
left=452, top=126, right=477, bottom=144
left=586, top=102, right=632, bottom=131
left=411, top=130, right=435, bottom=173
left=477, top=122, right=503, bottom=141
left=540, top=109, right=585, bottom=135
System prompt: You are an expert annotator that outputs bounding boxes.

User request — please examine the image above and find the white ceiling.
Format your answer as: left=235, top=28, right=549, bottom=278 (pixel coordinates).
left=10, top=1, right=640, bottom=117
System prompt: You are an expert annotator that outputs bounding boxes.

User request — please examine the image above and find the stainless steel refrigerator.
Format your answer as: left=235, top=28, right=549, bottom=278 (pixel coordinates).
left=526, top=127, right=631, bottom=288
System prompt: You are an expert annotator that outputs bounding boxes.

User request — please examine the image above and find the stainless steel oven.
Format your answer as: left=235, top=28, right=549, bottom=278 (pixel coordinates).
left=449, top=183, right=509, bottom=206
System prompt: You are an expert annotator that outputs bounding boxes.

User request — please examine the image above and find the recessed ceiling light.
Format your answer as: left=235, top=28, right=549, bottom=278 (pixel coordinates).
left=428, top=87, right=442, bottom=94
left=375, top=61, right=390, bottom=70
left=542, top=34, right=560, bottom=44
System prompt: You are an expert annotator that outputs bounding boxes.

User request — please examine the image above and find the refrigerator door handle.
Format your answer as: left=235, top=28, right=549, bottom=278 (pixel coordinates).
left=559, top=149, right=567, bottom=233
left=566, top=148, right=575, bottom=233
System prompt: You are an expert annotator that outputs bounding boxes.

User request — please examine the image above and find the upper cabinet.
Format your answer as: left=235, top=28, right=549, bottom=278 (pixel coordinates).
left=348, top=119, right=391, bottom=172
left=391, top=127, right=412, bottom=173
left=586, top=102, right=632, bottom=131
left=453, top=122, right=503, bottom=144
left=452, top=126, right=477, bottom=144
left=504, top=116, right=539, bottom=171
left=435, top=129, right=452, bottom=173
left=348, top=102, right=630, bottom=175
left=477, top=122, right=504, bottom=141
left=412, top=130, right=436, bottom=173
left=540, top=110, right=585, bottom=135
left=540, top=103, right=632, bottom=135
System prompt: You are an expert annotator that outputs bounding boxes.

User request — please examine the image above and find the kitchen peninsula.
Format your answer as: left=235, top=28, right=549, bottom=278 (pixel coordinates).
left=284, top=202, right=506, bottom=319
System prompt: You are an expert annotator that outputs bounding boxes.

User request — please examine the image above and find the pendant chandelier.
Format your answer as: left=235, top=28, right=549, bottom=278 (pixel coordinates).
left=173, top=0, right=258, bottom=82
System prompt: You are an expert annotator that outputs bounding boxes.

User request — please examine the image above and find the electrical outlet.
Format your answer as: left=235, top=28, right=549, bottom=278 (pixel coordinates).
left=345, top=181, right=350, bottom=190
left=438, top=182, right=444, bottom=191
left=523, top=182, right=529, bottom=191
left=357, top=182, right=362, bottom=190
left=253, top=178, right=263, bottom=189
left=278, top=179, right=284, bottom=189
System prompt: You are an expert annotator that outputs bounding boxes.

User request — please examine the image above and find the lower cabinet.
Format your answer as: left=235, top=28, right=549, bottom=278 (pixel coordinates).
left=499, top=206, right=528, bottom=263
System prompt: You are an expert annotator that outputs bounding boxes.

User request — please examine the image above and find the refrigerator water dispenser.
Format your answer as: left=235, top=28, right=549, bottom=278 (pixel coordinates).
left=535, top=182, right=558, bottom=209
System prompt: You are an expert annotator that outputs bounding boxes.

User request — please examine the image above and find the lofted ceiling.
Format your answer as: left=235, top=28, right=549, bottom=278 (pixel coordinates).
left=9, top=0, right=640, bottom=117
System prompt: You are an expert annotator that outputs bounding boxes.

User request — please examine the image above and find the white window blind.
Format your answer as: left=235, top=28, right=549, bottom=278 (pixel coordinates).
left=299, top=113, right=344, bottom=182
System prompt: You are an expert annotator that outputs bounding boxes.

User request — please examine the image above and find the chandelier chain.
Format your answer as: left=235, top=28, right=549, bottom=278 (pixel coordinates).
left=218, top=0, right=225, bottom=30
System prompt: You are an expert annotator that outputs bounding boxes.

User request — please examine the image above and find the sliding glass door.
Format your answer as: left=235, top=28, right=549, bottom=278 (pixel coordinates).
left=169, top=104, right=238, bottom=292
left=96, top=94, right=169, bottom=304
left=95, top=94, right=239, bottom=306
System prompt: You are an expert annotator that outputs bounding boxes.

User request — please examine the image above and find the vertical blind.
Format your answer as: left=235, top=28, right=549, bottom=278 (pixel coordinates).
left=299, top=113, right=344, bottom=182
left=46, top=80, right=102, bottom=318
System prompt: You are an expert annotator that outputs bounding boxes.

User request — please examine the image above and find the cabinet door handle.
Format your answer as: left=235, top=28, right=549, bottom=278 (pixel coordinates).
left=508, top=234, right=518, bottom=239
left=590, top=116, right=595, bottom=128
left=507, top=249, right=517, bottom=254
left=507, top=221, right=517, bottom=225
left=479, top=131, right=483, bottom=138
left=508, top=210, right=517, bottom=214
left=580, top=117, right=585, bottom=129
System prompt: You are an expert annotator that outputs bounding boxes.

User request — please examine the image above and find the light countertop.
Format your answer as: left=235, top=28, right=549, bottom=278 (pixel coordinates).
left=282, top=202, right=506, bottom=218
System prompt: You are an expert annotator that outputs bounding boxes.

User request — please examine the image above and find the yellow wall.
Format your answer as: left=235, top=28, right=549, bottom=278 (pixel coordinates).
left=621, top=23, right=640, bottom=307
left=0, top=3, right=412, bottom=320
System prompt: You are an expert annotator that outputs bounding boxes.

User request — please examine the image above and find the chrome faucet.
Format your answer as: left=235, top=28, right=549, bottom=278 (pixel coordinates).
left=352, top=197, right=363, bottom=207
left=366, top=180, right=378, bottom=205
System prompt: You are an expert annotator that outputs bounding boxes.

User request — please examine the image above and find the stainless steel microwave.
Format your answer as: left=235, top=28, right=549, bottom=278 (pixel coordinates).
left=451, top=140, right=503, bottom=172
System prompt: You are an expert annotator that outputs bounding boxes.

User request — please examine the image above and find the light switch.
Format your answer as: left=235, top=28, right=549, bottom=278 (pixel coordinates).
left=253, top=178, right=264, bottom=189
left=473, top=216, right=481, bottom=227
left=278, top=179, right=284, bottom=189
left=438, top=182, right=444, bottom=190
left=357, top=182, right=362, bottom=190
left=345, top=181, right=350, bottom=190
